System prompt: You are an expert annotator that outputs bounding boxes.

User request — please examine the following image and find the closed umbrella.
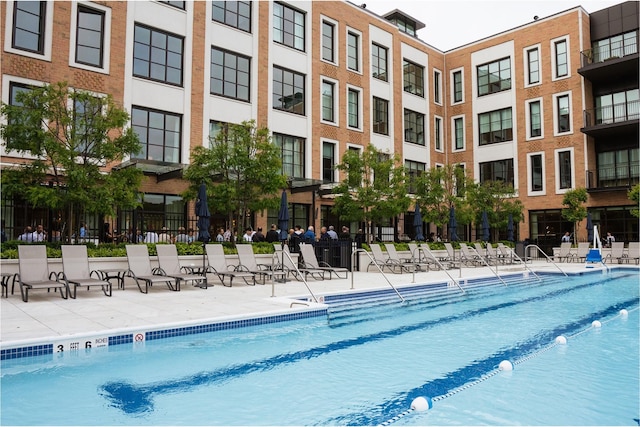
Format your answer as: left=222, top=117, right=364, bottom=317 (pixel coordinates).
left=586, top=212, right=593, bottom=244
left=196, top=183, right=210, bottom=243
left=277, top=190, right=290, bottom=241
left=449, top=206, right=458, bottom=242
left=507, top=213, right=514, bottom=242
left=413, top=204, right=424, bottom=241
left=481, top=211, right=490, bottom=242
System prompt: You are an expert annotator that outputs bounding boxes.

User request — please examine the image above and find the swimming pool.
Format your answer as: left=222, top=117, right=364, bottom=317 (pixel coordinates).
left=1, top=269, right=638, bottom=426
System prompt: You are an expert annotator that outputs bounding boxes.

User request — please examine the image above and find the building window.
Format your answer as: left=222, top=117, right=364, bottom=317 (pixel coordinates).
left=273, top=133, right=305, bottom=178
left=12, top=1, right=46, bottom=53
left=273, top=2, right=304, bottom=51
left=597, top=148, right=640, bottom=188
left=321, top=20, right=335, bottom=63
left=390, top=16, right=416, bottom=36
left=453, top=117, right=464, bottom=150
left=404, top=109, right=424, bottom=145
left=210, top=47, right=250, bottom=102
left=133, top=24, right=183, bottom=86
left=592, top=30, right=638, bottom=62
left=556, top=94, right=570, bottom=133
left=273, top=66, right=305, bottom=115
left=212, top=1, right=251, bottom=32
left=321, top=80, right=335, bottom=122
left=209, top=120, right=230, bottom=147
left=434, top=70, right=442, bottom=104
left=528, top=100, right=542, bottom=137
left=479, top=108, right=513, bottom=145
left=75, top=6, right=105, bottom=68
left=74, top=95, right=103, bottom=154
left=526, top=47, right=540, bottom=85
left=160, top=1, right=186, bottom=9
left=554, top=39, right=568, bottom=78
left=403, top=60, right=424, bottom=97
left=479, top=158, right=514, bottom=187
left=595, top=88, right=640, bottom=124
left=371, top=43, right=388, bottom=81
left=530, top=153, right=543, bottom=192
left=477, top=57, right=511, bottom=96
left=6, top=83, right=33, bottom=143
left=372, top=97, right=388, bottom=135
left=347, top=31, right=360, bottom=72
left=452, top=70, right=463, bottom=103
left=131, top=106, right=182, bottom=163
left=434, top=117, right=442, bottom=151
left=322, top=141, right=335, bottom=182
left=405, top=160, right=425, bottom=194
left=558, top=150, right=572, bottom=189
left=348, top=88, right=360, bottom=128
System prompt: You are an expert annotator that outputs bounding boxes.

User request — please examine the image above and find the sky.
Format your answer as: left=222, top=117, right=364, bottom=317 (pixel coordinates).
left=363, top=0, right=625, bottom=51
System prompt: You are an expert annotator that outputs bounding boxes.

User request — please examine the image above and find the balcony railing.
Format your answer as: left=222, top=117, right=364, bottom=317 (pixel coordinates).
left=586, top=164, right=640, bottom=189
left=583, top=100, right=639, bottom=128
left=581, top=40, right=638, bottom=67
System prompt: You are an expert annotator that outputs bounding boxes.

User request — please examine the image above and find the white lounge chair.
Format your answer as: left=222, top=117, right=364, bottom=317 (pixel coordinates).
left=367, top=244, right=413, bottom=273
left=385, top=244, right=428, bottom=271
left=299, top=244, right=349, bottom=279
left=205, top=244, right=256, bottom=287
left=554, top=242, right=574, bottom=263
left=236, top=244, right=286, bottom=284
left=125, top=245, right=179, bottom=293
left=274, top=243, right=326, bottom=281
left=575, top=242, right=590, bottom=262
left=156, top=244, right=208, bottom=289
left=459, top=243, right=483, bottom=267
left=625, top=242, right=640, bottom=264
left=16, top=245, right=69, bottom=302
left=61, top=245, right=112, bottom=298
left=606, top=242, right=625, bottom=264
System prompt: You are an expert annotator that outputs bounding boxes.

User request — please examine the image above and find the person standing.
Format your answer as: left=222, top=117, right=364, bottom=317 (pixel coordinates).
left=145, top=227, right=159, bottom=244
left=32, top=224, right=47, bottom=242
left=253, top=227, right=265, bottom=242
left=19, top=226, right=34, bottom=242
left=327, top=225, right=338, bottom=240
left=158, top=227, right=172, bottom=243
left=605, top=231, right=615, bottom=248
left=266, top=224, right=279, bottom=243
left=303, top=226, right=316, bottom=243
left=243, top=227, right=253, bottom=242
left=561, top=231, right=571, bottom=243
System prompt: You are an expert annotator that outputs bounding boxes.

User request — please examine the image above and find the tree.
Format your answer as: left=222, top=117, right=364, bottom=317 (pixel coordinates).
left=629, top=184, right=639, bottom=218
left=466, top=180, right=524, bottom=241
left=333, top=144, right=410, bottom=242
left=561, top=188, right=588, bottom=244
left=183, top=120, right=286, bottom=234
left=0, top=82, right=142, bottom=241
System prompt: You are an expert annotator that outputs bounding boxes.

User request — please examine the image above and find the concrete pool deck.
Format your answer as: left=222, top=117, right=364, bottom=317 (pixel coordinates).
left=0, top=261, right=619, bottom=347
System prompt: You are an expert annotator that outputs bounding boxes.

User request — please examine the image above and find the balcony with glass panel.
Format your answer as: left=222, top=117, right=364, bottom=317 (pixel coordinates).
left=578, top=31, right=638, bottom=83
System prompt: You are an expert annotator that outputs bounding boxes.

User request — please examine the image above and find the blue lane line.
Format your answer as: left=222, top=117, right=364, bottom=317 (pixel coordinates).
left=99, top=277, right=635, bottom=415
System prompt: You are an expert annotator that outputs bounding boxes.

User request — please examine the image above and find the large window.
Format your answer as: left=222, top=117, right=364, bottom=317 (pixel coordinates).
left=273, top=2, right=304, bottom=51
left=6, top=83, right=33, bottom=144
left=321, top=20, right=334, bottom=63
left=593, top=30, right=638, bottom=62
left=74, top=95, right=103, bottom=154
left=75, top=5, right=105, bottom=68
left=210, top=47, right=250, bottom=102
left=434, top=70, right=442, bottom=104
left=595, top=89, right=639, bottom=124
left=530, top=153, right=543, bottom=192
left=479, top=159, right=514, bottom=187
left=554, top=39, right=568, bottom=78
left=558, top=150, right=572, bottom=189
left=526, top=47, right=540, bottom=85
left=322, top=141, right=335, bottom=182
left=131, top=107, right=182, bottom=163
left=404, top=109, right=424, bottom=145
left=348, top=88, right=360, bottom=128
left=273, top=66, right=305, bottom=115
left=212, top=1, right=251, bottom=32
left=477, top=57, right=511, bottom=96
left=434, top=117, right=442, bottom=151
left=133, top=24, right=183, bottom=86
left=321, top=80, right=335, bottom=122
left=453, top=117, right=464, bottom=150
left=405, top=160, right=425, bottom=194
left=479, top=108, right=513, bottom=145
left=209, top=120, right=230, bottom=147
left=528, top=100, right=542, bottom=137
left=597, top=148, right=640, bottom=188
left=452, top=70, right=463, bottom=103
left=403, top=60, right=424, bottom=97
left=556, top=94, right=570, bottom=133
left=12, top=1, right=46, bottom=53
left=273, top=133, right=305, bottom=178
left=371, top=43, right=388, bottom=81
left=347, top=31, right=360, bottom=72
left=372, top=97, right=388, bottom=135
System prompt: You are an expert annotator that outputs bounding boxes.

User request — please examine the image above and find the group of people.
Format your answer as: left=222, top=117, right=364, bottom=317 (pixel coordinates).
left=17, top=225, right=48, bottom=242
left=561, top=230, right=616, bottom=247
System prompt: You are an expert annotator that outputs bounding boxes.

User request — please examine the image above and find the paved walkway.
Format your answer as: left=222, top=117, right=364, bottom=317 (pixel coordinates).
left=0, top=261, right=610, bottom=347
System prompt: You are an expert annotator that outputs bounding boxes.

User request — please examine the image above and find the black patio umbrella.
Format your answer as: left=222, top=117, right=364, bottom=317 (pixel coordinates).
left=449, top=206, right=458, bottom=242
left=196, top=183, right=211, bottom=243
left=507, top=213, right=514, bottom=242
left=481, top=211, right=490, bottom=242
left=413, top=204, right=425, bottom=241
left=586, top=211, right=593, bottom=244
left=278, top=190, right=290, bottom=241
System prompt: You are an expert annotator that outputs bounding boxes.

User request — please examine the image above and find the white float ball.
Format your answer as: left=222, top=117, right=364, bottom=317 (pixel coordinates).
left=620, top=309, right=628, bottom=317
left=592, top=320, right=602, bottom=328
left=555, top=335, right=567, bottom=344
left=499, top=360, right=513, bottom=371
left=411, top=396, right=432, bottom=412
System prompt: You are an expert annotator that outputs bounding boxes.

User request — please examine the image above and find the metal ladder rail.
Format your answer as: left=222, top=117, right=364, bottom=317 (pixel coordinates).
left=273, top=248, right=319, bottom=303
left=468, top=246, right=509, bottom=287
left=524, top=244, right=568, bottom=277
left=417, top=247, right=466, bottom=294
left=499, top=246, right=542, bottom=282
left=351, top=249, right=405, bottom=303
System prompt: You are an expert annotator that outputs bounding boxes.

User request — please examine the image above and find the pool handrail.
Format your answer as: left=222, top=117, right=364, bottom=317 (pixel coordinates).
left=272, top=246, right=319, bottom=303
left=524, top=244, right=568, bottom=277
left=416, top=246, right=466, bottom=294
left=497, top=244, right=542, bottom=282
left=466, top=245, right=509, bottom=287
left=351, top=248, right=405, bottom=303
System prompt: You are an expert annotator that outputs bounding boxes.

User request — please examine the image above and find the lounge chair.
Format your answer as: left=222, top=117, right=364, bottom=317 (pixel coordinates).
left=60, top=245, right=112, bottom=298
left=125, top=245, right=179, bottom=293
left=459, top=243, right=483, bottom=267
left=624, top=242, right=639, bottom=264
left=156, top=244, right=208, bottom=289
left=575, top=242, right=590, bottom=262
left=485, top=243, right=506, bottom=265
left=606, top=242, right=625, bottom=264
left=299, top=243, right=349, bottom=279
left=554, top=242, right=574, bottom=263
left=205, top=244, right=256, bottom=287
left=16, top=245, right=69, bottom=302
left=474, top=243, right=499, bottom=265
left=443, top=242, right=456, bottom=261
left=367, top=243, right=413, bottom=273
left=416, top=244, right=457, bottom=270
left=385, top=244, right=428, bottom=271
left=497, top=243, right=518, bottom=264
left=274, top=243, right=326, bottom=280
left=236, top=244, right=286, bottom=284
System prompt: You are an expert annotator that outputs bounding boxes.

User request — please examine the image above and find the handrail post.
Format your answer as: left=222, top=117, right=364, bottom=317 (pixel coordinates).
left=273, top=247, right=319, bottom=303
left=525, top=244, right=568, bottom=277
left=418, top=246, right=466, bottom=294
left=351, top=248, right=405, bottom=302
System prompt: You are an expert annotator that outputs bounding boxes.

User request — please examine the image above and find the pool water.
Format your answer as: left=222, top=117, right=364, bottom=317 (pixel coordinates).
left=1, top=270, right=638, bottom=426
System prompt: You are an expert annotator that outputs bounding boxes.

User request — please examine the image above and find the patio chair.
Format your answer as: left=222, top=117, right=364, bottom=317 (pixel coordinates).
left=575, top=242, right=590, bottom=262
left=156, top=244, right=208, bottom=289
left=443, top=242, right=456, bottom=261
left=125, top=245, right=179, bottom=293
left=274, top=243, right=326, bottom=281
left=625, top=242, right=640, bottom=265
left=459, top=243, right=484, bottom=267
left=299, top=243, right=349, bottom=279
left=554, top=242, right=574, bottom=263
left=606, top=242, right=626, bottom=264
left=367, top=243, right=413, bottom=273
left=205, top=244, right=256, bottom=287
left=16, top=245, right=69, bottom=302
left=385, top=244, right=428, bottom=272
left=236, top=244, right=286, bottom=284
left=416, top=244, right=457, bottom=270
left=496, top=243, right=518, bottom=264
left=60, top=245, right=112, bottom=298
left=485, top=243, right=505, bottom=265
left=474, top=243, right=499, bottom=265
